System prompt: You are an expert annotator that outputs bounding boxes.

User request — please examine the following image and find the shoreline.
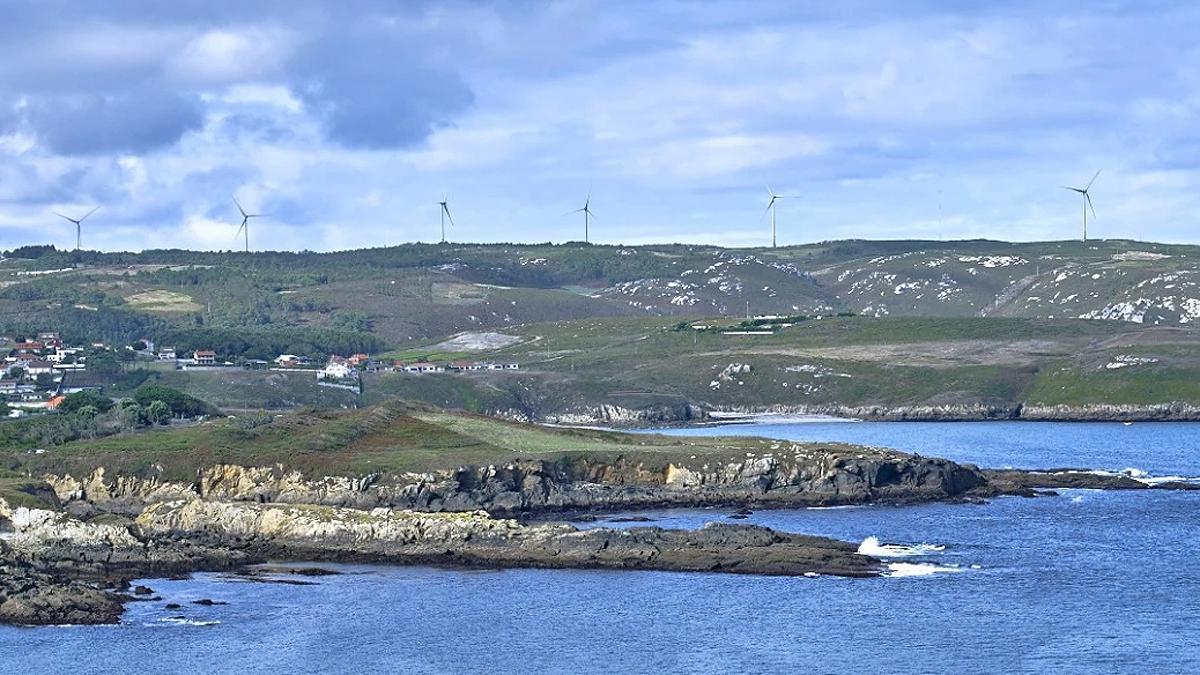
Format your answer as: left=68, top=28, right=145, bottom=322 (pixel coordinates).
left=561, top=402, right=1200, bottom=429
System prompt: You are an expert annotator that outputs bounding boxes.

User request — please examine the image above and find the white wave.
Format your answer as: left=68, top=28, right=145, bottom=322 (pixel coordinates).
left=150, top=618, right=221, bottom=627
left=857, top=536, right=945, bottom=558
left=885, top=562, right=966, bottom=577
left=1055, top=467, right=1200, bottom=486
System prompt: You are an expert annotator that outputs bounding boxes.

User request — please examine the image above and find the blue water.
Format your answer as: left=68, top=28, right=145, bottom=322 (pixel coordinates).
left=3, top=422, right=1199, bottom=674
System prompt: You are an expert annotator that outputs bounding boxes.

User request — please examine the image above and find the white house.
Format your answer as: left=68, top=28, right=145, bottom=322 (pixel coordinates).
left=402, top=362, right=444, bottom=374
left=319, top=356, right=357, bottom=380
left=158, top=347, right=177, bottom=361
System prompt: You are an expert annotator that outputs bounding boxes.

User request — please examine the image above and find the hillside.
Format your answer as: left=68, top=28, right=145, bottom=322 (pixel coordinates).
left=5, top=239, right=1200, bottom=350
left=5, top=239, right=1200, bottom=420
left=343, top=315, right=1200, bottom=422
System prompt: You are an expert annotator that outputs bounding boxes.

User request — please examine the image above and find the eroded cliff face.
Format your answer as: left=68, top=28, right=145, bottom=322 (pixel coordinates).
left=134, top=499, right=880, bottom=578
left=44, top=450, right=986, bottom=516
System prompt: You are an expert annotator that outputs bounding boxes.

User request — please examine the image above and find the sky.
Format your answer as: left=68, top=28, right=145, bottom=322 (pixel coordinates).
left=0, top=0, right=1198, bottom=252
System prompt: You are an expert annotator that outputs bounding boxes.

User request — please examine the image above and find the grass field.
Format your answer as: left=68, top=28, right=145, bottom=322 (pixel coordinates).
left=123, top=289, right=203, bottom=312
left=78, top=314, right=1200, bottom=417
left=0, top=401, right=853, bottom=482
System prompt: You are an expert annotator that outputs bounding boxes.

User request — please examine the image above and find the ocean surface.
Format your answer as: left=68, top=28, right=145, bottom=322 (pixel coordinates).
left=3, top=421, right=1200, bottom=675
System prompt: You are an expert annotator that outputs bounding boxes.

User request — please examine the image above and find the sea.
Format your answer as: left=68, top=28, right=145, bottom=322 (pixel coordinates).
left=3, top=421, right=1199, bottom=675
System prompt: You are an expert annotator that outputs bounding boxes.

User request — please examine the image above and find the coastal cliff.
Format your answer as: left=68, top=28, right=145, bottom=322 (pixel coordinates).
left=44, top=449, right=986, bottom=516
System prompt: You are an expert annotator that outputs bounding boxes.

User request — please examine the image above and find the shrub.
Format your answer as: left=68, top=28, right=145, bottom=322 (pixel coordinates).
left=132, top=384, right=215, bottom=418
left=146, top=400, right=171, bottom=425
left=58, top=390, right=114, bottom=415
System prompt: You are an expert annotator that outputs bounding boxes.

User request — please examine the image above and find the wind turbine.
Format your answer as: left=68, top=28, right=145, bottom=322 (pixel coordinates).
left=763, top=185, right=795, bottom=248
left=232, top=197, right=265, bottom=252
left=570, top=191, right=596, bottom=243
left=1063, top=170, right=1100, bottom=241
left=54, top=206, right=100, bottom=251
left=438, top=197, right=454, bottom=243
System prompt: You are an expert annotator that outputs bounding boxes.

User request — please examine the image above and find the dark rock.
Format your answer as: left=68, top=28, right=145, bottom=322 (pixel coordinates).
left=192, top=598, right=227, bottom=606
left=164, top=603, right=182, bottom=609
left=133, top=585, right=153, bottom=595
left=288, top=567, right=340, bottom=577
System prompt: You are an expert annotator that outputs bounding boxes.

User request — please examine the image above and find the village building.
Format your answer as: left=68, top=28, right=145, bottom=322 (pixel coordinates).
left=275, top=354, right=300, bottom=367
left=319, top=355, right=357, bottom=380
left=23, top=360, right=55, bottom=376
left=402, top=362, right=444, bottom=374
left=192, top=350, right=217, bottom=366
left=157, top=347, right=177, bottom=361
left=13, top=340, right=44, bottom=354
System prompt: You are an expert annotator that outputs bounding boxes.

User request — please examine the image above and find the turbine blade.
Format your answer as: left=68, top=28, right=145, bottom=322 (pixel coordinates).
left=445, top=206, right=455, bottom=227
left=586, top=208, right=597, bottom=221
left=1086, top=169, right=1102, bottom=190
left=1086, top=192, right=1097, bottom=219
left=233, top=197, right=248, bottom=218
left=234, top=223, right=246, bottom=237
left=79, top=206, right=100, bottom=222
left=1063, top=186, right=1084, bottom=193
left=765, top=184, right=774, bottom=196
left=53, top=212, right=76, bottom=224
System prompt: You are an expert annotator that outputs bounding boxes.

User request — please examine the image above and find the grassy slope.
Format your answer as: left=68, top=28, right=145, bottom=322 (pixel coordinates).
left=358, top=315, right=1200, bottom=413
left=0, top=402, right=852, bottom=481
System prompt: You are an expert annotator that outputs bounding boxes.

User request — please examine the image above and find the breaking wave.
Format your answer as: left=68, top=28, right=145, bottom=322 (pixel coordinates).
left=857, top=536, right=946, bottom=558
left=1056, top=467, right=1200, bottom=486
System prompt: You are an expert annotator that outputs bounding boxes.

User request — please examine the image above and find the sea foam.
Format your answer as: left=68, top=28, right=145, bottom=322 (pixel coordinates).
left=885, top=563, right=966, bottom=578
left=857, top=536, right=946, bottom=558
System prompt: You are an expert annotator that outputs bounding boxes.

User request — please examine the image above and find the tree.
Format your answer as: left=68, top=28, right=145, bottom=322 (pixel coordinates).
left=0, top=400, right=10, bottom=417
left=76, top=404, right=99, bottom=419
left=146, top=400, right=171, bottom=425
left=85, top=351, right=121, bottom=376
left=58, top=390, right=114, bottom=415
left=34, top=372, right=56, bottom=388
left=132, top=385, right=214, bottom=418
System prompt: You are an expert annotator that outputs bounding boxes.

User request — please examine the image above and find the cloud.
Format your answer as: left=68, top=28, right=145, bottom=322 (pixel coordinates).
left=17, top=89, right=205, bottom=156
left=2, top=1, right=1200, bottom=251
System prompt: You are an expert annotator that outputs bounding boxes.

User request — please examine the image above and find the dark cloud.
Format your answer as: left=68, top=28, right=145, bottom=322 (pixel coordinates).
left=16, top=90, right=204, bottom=156
left=290, top=46, right=475, bottom=149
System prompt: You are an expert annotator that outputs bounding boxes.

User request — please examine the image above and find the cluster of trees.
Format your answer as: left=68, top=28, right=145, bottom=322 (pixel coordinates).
left=0, top=275, right=126, bottom=307
left=155, top=326, right=384, bottom=362
left=0, top=385, right=216, bottom=450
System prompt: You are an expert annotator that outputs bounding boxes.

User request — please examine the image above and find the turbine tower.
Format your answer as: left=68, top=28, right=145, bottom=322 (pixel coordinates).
left=233, top=197, right=265, bottom=252
left=54, top=206, right=100, bottom=251
left=571, top=191, right=596, bottom=243
left=764, top=185, right=794, bottom=248
left=1063, top=170, right=1100, bottom=241
left=438, top=197, right=454, bottom=243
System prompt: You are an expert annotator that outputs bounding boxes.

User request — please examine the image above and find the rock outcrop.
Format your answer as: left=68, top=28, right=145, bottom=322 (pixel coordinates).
left=0, top=494, right=881, bottom=625
left=44, top=450, right=987, bottom=516
left=135, top=500, right=880, bottom=578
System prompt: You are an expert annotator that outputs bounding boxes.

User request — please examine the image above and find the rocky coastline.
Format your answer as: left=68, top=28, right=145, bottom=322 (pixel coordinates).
left=4, top=447, right=1194, bottom=627
left=541, top=401, right=1200, bottom=427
